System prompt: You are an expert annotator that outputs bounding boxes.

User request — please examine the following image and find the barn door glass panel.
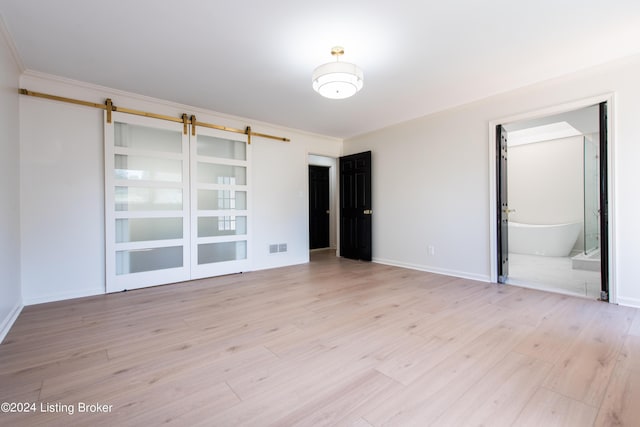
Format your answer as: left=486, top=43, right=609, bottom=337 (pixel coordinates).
left=191, top=128, right=250, bottom=278
left=105, top=112, right=190, bottom=292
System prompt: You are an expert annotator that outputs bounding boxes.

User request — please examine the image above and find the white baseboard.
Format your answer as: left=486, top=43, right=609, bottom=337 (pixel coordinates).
left=251, top=258, right=310, bottom=273
left=0, top=302, right=23, bottom=344
left=616, top=296, right=640, bottom=309
left=372, top=258, right=491, bottom=282
left=23, top=287, right=104, bottom=306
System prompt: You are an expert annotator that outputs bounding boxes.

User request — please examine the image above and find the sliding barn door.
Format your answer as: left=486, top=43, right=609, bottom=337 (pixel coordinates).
left=105, top=112, right=191, bottom=292
left=190, top=127, right=250, bottom=279
left=105, top=113, right=251, bottom=292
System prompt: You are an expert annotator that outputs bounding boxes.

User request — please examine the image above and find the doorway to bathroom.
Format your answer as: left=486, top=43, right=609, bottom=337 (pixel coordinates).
left=495, top=102, right=609, bottom=300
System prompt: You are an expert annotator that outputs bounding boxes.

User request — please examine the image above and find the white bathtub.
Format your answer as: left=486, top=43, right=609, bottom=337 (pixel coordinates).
left=508, top=221, right=581, bottom=257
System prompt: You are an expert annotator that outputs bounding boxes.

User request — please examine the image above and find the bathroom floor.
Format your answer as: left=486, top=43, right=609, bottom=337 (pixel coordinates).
left=507, top=253, right=601, bottom=299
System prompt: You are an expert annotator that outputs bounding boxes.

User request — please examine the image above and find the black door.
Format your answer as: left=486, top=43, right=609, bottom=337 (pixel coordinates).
left=340, top=151, right=372, bottom=261
left=496, top=125, right=509, bottom=283
left=599, top=101, right=610, bottom=301
left=309, top=165, right=330, bottom=249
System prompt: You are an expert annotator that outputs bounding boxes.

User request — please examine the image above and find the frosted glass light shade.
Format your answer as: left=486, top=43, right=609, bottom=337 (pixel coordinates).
left=312, top=61, right=363, bottom=99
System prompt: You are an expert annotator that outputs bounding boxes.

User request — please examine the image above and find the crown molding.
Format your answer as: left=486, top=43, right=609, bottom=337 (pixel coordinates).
left=20, top=69, right=343, bottom=144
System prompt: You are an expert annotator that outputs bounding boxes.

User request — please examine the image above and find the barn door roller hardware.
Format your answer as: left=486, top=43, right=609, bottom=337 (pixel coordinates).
left=19, top=88, right=290, bottom=144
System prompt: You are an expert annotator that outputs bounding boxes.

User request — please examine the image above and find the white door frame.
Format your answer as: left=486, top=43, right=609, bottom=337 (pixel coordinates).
left=307, top=153, right=339, bottom=253
left=488, top=93, right=617, bottom=302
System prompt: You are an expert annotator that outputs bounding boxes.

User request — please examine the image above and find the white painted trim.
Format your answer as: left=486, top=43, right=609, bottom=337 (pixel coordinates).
left=307, top=153, right=339, bottom=253
left=0, top=302, right=23, bottom=343
left=23, top=287, right=104, bottom=306
left=373, top=258, right=491, bottom=282
left=0, top=14, right=25, bottom=73
left=616, top=297, right=640, bottom=309
left=251, top=259, right=309, bottom=272
left=488, top=93, right=617, bottom=303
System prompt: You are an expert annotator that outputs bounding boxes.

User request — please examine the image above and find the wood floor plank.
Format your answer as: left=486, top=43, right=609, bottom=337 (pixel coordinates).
left=514, top=387, right=598, bottom=427
left=431, top=351, right=552, bottom=426
left=618, top=334, right=640, bottom=373
left=375, top=302, right=511, bottom=385
left=363, top=320, right=535, bottom=426
left=493, top=286, right=572, bottom=327
left=270, top=369, right=396, bottom=427
left=627, top=309, right=640, bottom=337
left=98, top=379, right=240, bottom=426
left=594, top=364, right=640, bottom=426
left=0, top=250, right=638, bottom=426
left=351, top=418, right=374, bottom=427
left=514, top=296, right=599, bottom=363
left=543, top=302, right=635, bottom=406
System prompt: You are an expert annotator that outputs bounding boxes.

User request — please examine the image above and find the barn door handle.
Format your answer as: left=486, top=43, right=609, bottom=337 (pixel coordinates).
left=363, top=209, right=373, bottom=215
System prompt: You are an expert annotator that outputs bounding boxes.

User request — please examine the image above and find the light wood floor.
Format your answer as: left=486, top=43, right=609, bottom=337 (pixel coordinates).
left=1, top=250, right=639, bottom=426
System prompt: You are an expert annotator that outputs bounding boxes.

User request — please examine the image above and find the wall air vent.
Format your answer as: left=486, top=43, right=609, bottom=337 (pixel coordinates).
left=269, top=243, right=288, bottom=254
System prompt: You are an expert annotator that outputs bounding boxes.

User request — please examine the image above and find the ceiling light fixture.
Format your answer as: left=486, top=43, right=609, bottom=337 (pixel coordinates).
left=312, top=46, right=363, bottom=99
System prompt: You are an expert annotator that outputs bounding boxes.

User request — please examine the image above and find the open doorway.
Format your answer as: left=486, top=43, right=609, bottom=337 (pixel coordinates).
left=308, top=155, right=337, bottom=253
left=496, top=102, right=610, bottom=300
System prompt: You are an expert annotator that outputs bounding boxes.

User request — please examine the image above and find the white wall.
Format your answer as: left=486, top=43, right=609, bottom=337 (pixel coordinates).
left=0, top=17, right=23, bottom=341
left=344, top=53, right=640, bottom=307
left=509, top=136, right=583, bottom=227
left=20, top=95, right=105, bottom=303
left=19, top=71, right=341, bottom=304
left=508, top=136, right=584, bottom=251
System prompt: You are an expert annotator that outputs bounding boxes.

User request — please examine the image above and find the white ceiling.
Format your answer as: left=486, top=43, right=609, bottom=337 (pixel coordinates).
left=1, top=0, right=640, bottom=139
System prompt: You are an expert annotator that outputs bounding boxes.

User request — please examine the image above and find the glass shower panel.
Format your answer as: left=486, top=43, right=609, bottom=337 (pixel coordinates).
left=583, top=134, right=600, bottom=254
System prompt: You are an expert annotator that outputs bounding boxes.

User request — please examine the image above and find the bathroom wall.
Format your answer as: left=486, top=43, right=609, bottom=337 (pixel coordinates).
left=508, top=135, right=584, bottom=252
